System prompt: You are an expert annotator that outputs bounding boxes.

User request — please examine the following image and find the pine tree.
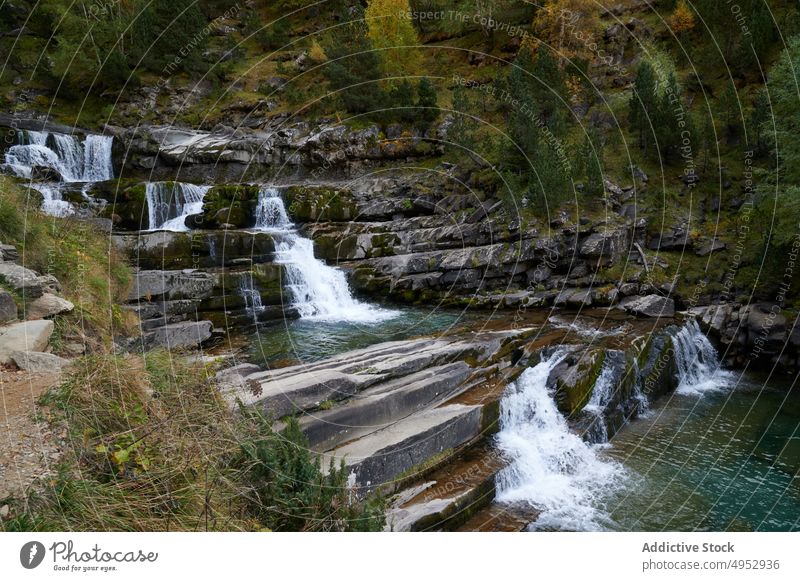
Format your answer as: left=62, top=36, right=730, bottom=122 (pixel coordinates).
left=322, top=11, right=385, bottom=114
left=669, top=0, right=695, bottom=35
left=415, top=78, right=439, bottom=129
left=629, top=61, right=657, bottom=152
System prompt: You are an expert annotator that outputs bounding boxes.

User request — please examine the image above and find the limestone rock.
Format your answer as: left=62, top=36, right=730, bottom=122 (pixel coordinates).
left=11, top=351, right=71, bottom=373
left=26, top=293, right=75, bottom=319
left=623, top=294, right=675, bottom=318
left=0, top=319, right=55, bottom=364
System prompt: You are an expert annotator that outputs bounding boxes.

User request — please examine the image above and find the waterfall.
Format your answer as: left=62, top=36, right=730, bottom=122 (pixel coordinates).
left=254, top=186, right=291, bottom=230
left=583, top=360, right=617, bottom=444
left=238, top=272, right=265, bottom=322
left=254, top=187, right=397, bottom=323
left=146, top=182, right=211, bottom=231
left=3, top=129, right=113, bottom=182
left=3, top=129, right=114, bottom=217
left=495, top=350, right=626, bottom=531
left=28, top=183, right=74, bottom=218
left=672, top=319, right=733, bottom=395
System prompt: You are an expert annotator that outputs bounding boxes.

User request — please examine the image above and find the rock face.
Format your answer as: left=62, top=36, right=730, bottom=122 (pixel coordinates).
left=26, top=293, right=74, bottom=319
left=0, top=290, right=17, bottom=323
left=691, top=303, right=799, bottom=371
left=10, top=351, right=70, bottom=372
left=140, top=320, right=213, bottom=350
left=129, top=270, right=216, bottom=302
left=111, top=121, right=441, bottom=182
left=0, top=320, right=54, bottom=364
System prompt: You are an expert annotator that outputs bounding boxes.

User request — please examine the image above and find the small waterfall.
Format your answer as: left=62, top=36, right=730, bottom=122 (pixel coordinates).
left=495, top=350, right=626, bottom=531
left=238, top=272, right=265, bottom=322
left=146, top=182, right=211, bottom=231
left=3, top=129, right=114, bottom=217
left=672, top=319, right=732, bottom=395
left=3, top=129, right=113, bottom=182
left=28, top=183, right=74, bottom=218
left=583, top=360, right=617, bottom=444
left=254, top=187, right=396, bottom=323
left=254, top=186, right=291, bottom=230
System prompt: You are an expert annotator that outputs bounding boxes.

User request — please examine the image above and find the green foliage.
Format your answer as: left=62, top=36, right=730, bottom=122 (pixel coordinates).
left=239, top=415, right=385, bottom=532
left=246, top=12, right=289, bottom=50
left=415, top=77, right=439, bottom=129
left=7, top=351, right=383, bottom=532
left=321, top=10, right=386, bottom=114
left=767, top=35, right=800, bottom=183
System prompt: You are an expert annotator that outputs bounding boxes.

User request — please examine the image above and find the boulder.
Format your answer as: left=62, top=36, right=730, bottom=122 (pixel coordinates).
left=0, top=319, right=54, bottom=364
left=0, top=263, right=45, bottom=298
left=10, top=351, right=70, bottom=373
left=143, top=320, right=213, bottom=350
left=696, top=239, right=726, bottom=256
left=0, top=290, right=17, bottom=323
left=623, top=294, right=675, bottom=318
left=26, top=293, right=75, bottom=319
left=0, top=244, right=19, bottom=262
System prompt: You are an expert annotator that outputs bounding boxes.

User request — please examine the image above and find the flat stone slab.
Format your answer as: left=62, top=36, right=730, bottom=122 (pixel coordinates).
left=300, top=362, right=472, bottom=451
left=321, top=403, right=483, bottom=490
left=622, top=294, right=675, bottom=318
left=11, top=351, right=70, bottom=372
left=142, top=320, right=213, bottom=350
left=129, top=270, right=216, bottom=302
left=0, top=320, right=54, bottom=364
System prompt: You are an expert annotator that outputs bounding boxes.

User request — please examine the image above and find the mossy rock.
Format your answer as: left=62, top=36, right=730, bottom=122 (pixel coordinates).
left=552, top=348, right=605, bottom=415
left=284, top=185, right=358, bottom=222
left=90, top=179, right=149, bottom=231
left=199, top=184, right=261, bottom=229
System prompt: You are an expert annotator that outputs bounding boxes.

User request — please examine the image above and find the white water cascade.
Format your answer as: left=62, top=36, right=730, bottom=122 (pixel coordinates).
left=495, top=350, right=626, bottom=531
left=254, top=187, right=397, bottom=323
left=672, top=319, right=733, bottom=395
left=3, top=129, right=114, bottom=217
left=146, top=182, right=211, bottom=231
left=582, top=360, right=617, bottom=444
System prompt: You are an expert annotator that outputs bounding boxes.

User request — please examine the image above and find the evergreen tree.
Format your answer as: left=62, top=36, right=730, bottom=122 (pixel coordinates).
left=767, top=35, right=800, bottom=183
left=629, top=61, right=657, bottom=152
left=388, top=79, right=415, bottom=123
left=322, top=10, right=385, bottom=114
left=415, top=78, right=439, bottom=129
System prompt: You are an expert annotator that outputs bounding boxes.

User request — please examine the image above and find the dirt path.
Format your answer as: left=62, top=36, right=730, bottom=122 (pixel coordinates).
left=0, top=369, right=63, bottom=507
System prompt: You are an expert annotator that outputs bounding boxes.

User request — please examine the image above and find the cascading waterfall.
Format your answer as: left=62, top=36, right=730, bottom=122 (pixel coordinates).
left=4, top=129, right=113, bottom=182
left=672, top=319, right=732, bottom=395
left=254, top=187, right=396, bottom=323
left=495, top=350, right=626, bottom=531
left=146, top=182, right=211, bottom=231
left=3, top=129, right=114, bottom=217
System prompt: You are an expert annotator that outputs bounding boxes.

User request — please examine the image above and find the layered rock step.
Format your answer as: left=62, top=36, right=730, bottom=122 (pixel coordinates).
left=319, top=403, right=483, bottom=492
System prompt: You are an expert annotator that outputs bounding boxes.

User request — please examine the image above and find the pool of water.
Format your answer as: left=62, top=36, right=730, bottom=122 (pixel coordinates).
left=604, top=375, right=800, bottom=531
left=245, top=306, right=486, bottom=367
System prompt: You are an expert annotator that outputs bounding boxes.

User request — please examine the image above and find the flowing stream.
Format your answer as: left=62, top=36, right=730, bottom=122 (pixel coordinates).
left=3, top=129, right=114, bottom=216
left=253, top=187, right=396, bottom=323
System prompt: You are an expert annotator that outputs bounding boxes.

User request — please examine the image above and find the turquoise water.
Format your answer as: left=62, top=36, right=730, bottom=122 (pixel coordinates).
left=246, top=306, right=482, bottom=367
left=605, top=376, right=800, bottom=531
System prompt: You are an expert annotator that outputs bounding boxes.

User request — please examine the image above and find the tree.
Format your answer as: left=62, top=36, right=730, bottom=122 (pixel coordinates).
left=629, top=61, right=657, bottom=152
left=766, top=35, right=800, bottom=183
left=669, top=0, right=695, bottom=35
left=415, top=78, right=439, bottom=129
left=532, top=0, right=599, bottom=70
left=748, top=88, right=770, bottom=157
left=448, top=85, right=479, bottom=157
left=388, top=79, right=415, bottom=123
left=321, top=10, right=386, bottom=114
left=365, top=0, right=422, bottom=79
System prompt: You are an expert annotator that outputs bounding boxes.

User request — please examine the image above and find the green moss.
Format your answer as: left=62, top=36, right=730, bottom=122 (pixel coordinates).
left=284, top=186, right=358, bottom=222
left=555, top=349, right=606, bottom=415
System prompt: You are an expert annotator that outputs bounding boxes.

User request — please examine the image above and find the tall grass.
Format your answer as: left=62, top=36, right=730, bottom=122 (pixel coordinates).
left=2, top=351, right=384, bottom=532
